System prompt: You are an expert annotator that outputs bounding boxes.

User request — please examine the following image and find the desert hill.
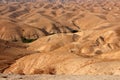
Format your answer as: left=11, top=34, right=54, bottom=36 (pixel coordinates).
left=3, top=27, right=120, bottom=75
left=0, top=0, right=120, bottom=77
left=0, top=39, right=38, bottom=73
left=0, top=18, right=45, bottom=42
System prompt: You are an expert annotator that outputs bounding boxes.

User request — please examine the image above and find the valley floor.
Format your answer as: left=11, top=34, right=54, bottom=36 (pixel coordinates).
left=0, top=74, right=120, bottom=80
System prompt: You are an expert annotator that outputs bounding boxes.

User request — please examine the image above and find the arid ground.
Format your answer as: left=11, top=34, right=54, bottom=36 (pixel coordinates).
left=0, top=0, right=120, bottom=79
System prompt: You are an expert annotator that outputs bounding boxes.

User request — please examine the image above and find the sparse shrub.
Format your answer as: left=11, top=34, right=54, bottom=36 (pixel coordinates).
left=21, top=37, right=37, bottom=43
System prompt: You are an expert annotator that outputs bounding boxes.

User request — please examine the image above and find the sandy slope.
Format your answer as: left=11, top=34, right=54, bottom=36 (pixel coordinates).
left=0, top=39, right=38, bottom=73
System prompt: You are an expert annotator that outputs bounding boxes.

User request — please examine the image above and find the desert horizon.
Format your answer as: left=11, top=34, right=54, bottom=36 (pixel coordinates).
left=0, top=0, right=120, bottom=80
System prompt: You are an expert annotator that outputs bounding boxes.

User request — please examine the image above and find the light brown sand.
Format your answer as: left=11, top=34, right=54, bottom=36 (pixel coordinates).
left=0, top=74, right=120, bottom=80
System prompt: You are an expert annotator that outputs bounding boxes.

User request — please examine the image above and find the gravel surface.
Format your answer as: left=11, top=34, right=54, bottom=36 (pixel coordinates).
left=0, top=74, right=120, bottom=80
